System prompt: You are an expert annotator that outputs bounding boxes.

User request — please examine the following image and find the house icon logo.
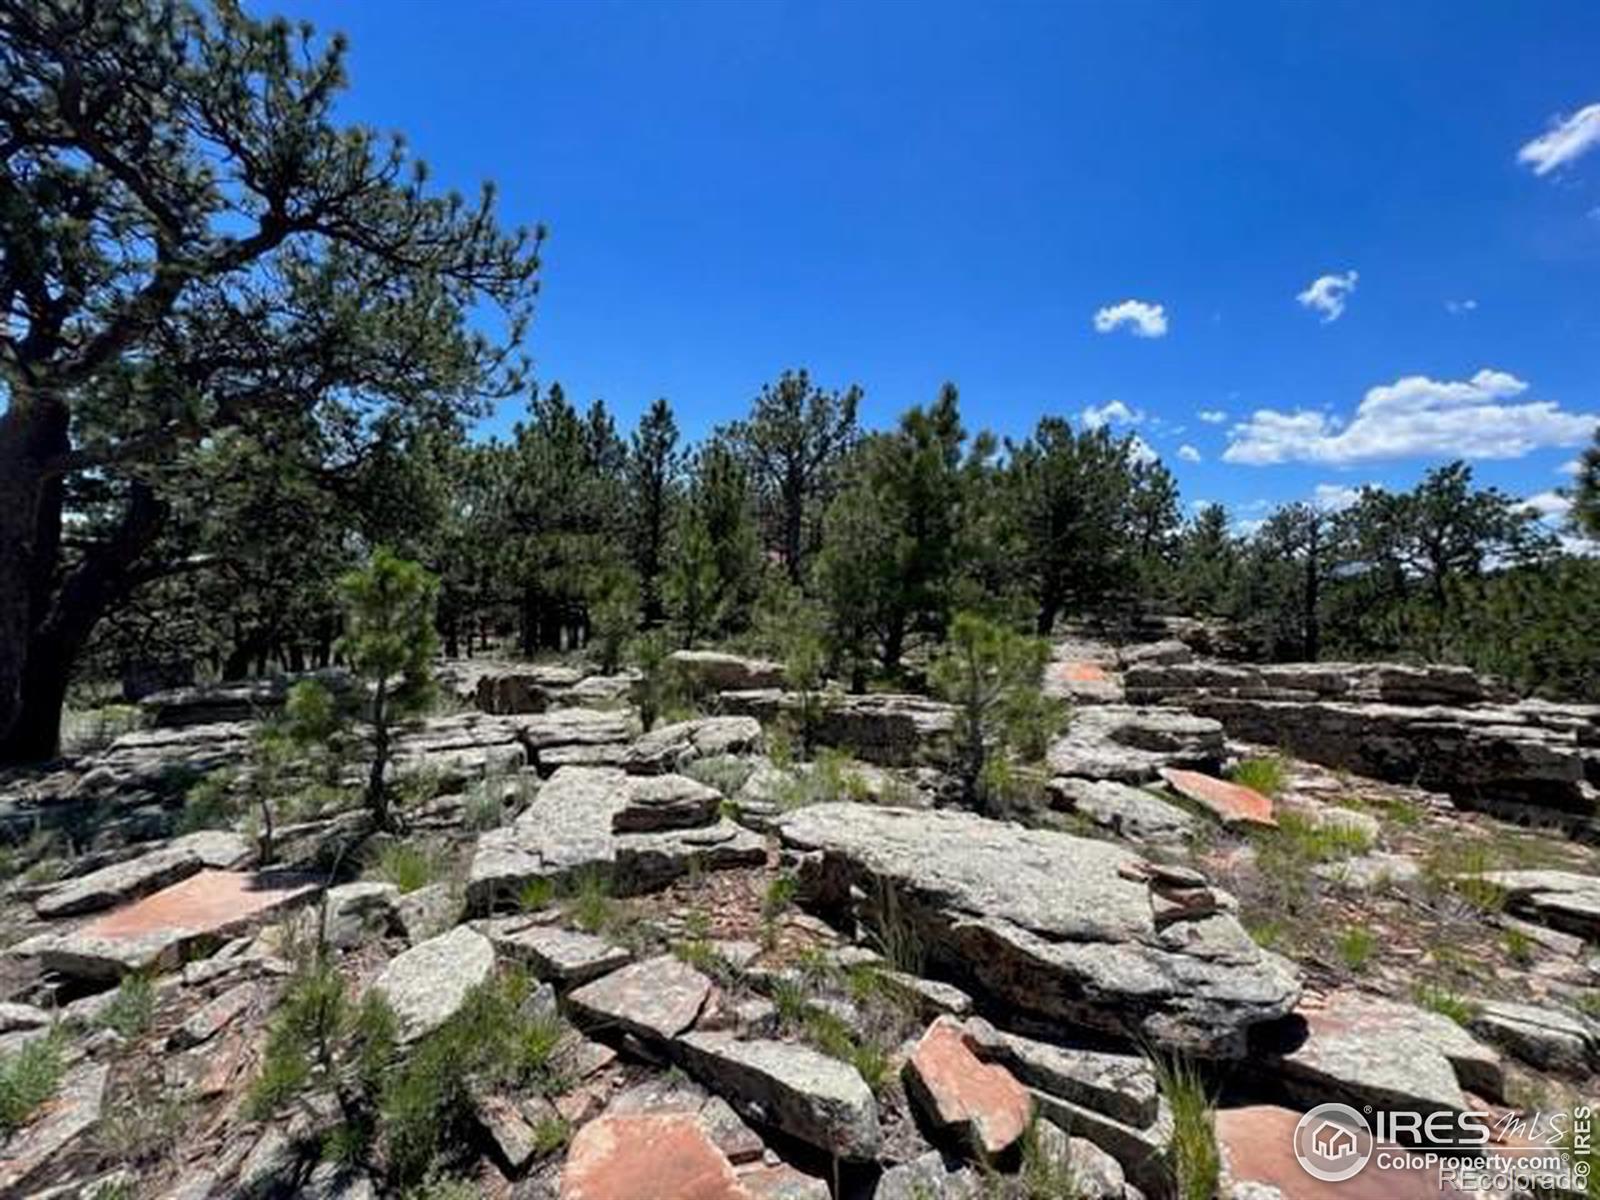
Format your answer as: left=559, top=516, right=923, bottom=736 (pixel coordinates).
left=1294, top=1102, right=1375, bottom=1182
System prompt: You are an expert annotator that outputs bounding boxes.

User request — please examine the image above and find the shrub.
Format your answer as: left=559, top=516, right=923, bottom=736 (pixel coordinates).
left=100, top=972, right=157, bottom=1039
left=1227, top=756, right=1288, bottom=797
left=0, top=1028, right=67, bottom=1134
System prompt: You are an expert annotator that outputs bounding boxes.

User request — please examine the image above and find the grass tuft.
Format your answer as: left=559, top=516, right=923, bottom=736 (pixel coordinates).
left=1154, top=1056, right=1221, bottom=1200
left=0, top=1028, right=67, bottom=1135
left=1227, top=756, right=1288, bottom=797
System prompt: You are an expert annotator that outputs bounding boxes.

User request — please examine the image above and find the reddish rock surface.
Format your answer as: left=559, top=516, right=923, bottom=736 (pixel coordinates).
left=561, top=1113, right=749, bottom=1200
left=1217, top=1105, right=1482, bottom=1199
left=1059, top=662, right=1110, bottom=683
left=85, top=869, right=319, bottom=940
left=1160, top=767, right=1276, bottom=827
left=904, top=1016, right=1033, bottom=1158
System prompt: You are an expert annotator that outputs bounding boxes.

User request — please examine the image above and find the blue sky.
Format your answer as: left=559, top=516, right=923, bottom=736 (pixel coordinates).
left=285, top=0, right=1600, bottom=524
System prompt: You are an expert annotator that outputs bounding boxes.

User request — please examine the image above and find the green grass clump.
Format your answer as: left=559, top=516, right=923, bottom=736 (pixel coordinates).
left=1335, top=926, right=1377, bottom=973
left=1154, top=1057, right=1221, bottom=1200
left=561, top=869, right=621, bottom=935
left=0, top=1028, right=67, bottom=1135
left=1227, top=756, right=1288, bottom=797
left=367, top=842, right=447, bottom=895
left=1413, top=982, right=1479, bottom=1026
left=1272, top=810, right=1373, bottom=863
left=100, top=972, right=157, bottom=1038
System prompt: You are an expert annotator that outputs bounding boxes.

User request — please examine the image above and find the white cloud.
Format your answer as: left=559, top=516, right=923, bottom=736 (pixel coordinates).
left=1517, top=103, right=1600, bottom=176
left=1312, top=482, right=1365, bottom=511
left=1222, top=368, right=1600, bottom=466
left=1296, top=270, right=1358, bottom=323
left=1559, top=459, right=1583, bottom=476
left=1445, top=299, right=1478, bottom=315
left=1128, top=436, right=1159, bottom=466
left=1081, top=399, right=1145, bottom=429
left=1177, top=444, right=1202, bottom=463
left=1198, top=409, right=1227, bottom=424
left=1522, top=490, right=1571, bottom=520
left=1093, top=300, right=1168, bottom=338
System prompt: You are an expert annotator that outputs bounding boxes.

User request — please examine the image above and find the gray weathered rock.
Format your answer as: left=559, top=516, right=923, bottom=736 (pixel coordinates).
left=1313, top=851, right=1422, bottom=892
left=1475, top=870, right=1600, bottom=939
left=668, top=650, right=787, bottom=692
left=778, top=804, right=1300, bottom=1055
left=320, top=881, right=399, bottom=948
left=1272, top=991, right=1502, bottom=1113
left=393, top=882, right=461, bottom=944
left=466, top=766, right=765, bottom=911
left=719, top=690, right=958, bottom=767
left=676, top=1031, right=882, bottom=1160
left=34, top=830, right=253, bottom=918
left=473, top=665, right=587, bottom=714
left=1123, top=659, right=1599, bottom=813
left=624, top=716, right=764, bottom=775
left=0, top=1062, right=108, bottom=1195
left=1049, top=778, right=1198, bottom=846
left=484, top=918, right=632, bottom=987
left=567, top=954, right=711, bottom=1042
left=872, top=1151, right=981, bottom=1199
left=1046, top=705, right=1226, bottom=783
left=170, top=981, right=258, bottom=1050
left=370, top=925, right=495, bottom=1042
left=962, top=1017, right=1158, bottom=1128
left=1466, top=999, right=1598, bottom=1075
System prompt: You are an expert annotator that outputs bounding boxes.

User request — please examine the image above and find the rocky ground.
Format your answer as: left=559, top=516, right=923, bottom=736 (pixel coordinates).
left=0, top=640, right=1595, bottom=1199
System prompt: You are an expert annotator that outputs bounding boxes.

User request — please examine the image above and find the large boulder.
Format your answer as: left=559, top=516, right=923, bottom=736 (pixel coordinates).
left=466, top=766, right=765, bottom=911
left=1046, top=705, right=1225, bottom=783
left=1475, top=869, right=1600, bottom=939
left=719, top=690, right=958, bottom=767
left=669, top=650, right=787, bottom=692
left=1048, top=778, right=1198, bottom=847
left=474, top=664, right=587, bottom=714
left=777, top=804, right=1300, bottom=1056
left=567, top=954, right=712, bottom=1043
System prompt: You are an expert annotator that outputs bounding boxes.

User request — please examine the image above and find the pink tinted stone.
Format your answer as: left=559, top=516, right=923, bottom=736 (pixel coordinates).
left=1059, top=662, right=1110, bottom=683
left=1216, top=1105, right=1481, bottom=1199
left=1160, top=767, right=1276, bottom=827
left=561, top=1113, right=749, bottom=1200
left=904, top=1016, right=1033, bottom=1158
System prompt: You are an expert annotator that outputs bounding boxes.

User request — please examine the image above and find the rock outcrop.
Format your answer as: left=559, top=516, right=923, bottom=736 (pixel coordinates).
left=669, top=650, right=787, bottom=693
left=777, top=803, right=1300, bottom=1055
left=466, top=766, right=765, bottom=910
left=1123, top=659, right=1600, bottom=814
left=1045, top=705, right=1226, bottom=783
left=719, top=690, right=958, bottom=767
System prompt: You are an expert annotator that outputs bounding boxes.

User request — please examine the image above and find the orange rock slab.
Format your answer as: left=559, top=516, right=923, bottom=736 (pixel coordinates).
left=561, top=1113, right=750, bottom=1200
left=1160, top=767, right=1276, bottom=827
left=904, top=1016, right=1032, bottom=1158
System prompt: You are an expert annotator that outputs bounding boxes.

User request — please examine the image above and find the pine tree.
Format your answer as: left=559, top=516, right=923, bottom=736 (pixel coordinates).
left=336, top=550, right=439, bottom=830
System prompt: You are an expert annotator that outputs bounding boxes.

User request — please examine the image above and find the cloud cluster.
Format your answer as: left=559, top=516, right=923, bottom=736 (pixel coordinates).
left=1177, top=444, right=1202, bottom=463
left=1197, top=409, right=1227, bottom=424
left=1296, top=271, right=1358, bottom=323
left=1517, top=103, right=1600, bottom=176
left=1080, top=399, right=1144, bottom=429
left=1222, top=368, right=1599, bottom=466
left=1445, top=299, right=1478, bottom=315
left=1092, top=300, right=1168, bottom=338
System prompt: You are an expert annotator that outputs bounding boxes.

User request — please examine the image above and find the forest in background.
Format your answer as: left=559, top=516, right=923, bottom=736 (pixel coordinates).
left=4, top=0, right=1600, bottom=767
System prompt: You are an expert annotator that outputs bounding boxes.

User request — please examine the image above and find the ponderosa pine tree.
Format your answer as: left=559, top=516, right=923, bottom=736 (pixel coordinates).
left=0, top=1, right=540, bottom=761
left=629, top=399, right=682, bottom=624
left=336, top=549, right=439, bottom=831
left=1576, top=428, right=1600, bottom=540
left=731, top=369, right=860, bottom=583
